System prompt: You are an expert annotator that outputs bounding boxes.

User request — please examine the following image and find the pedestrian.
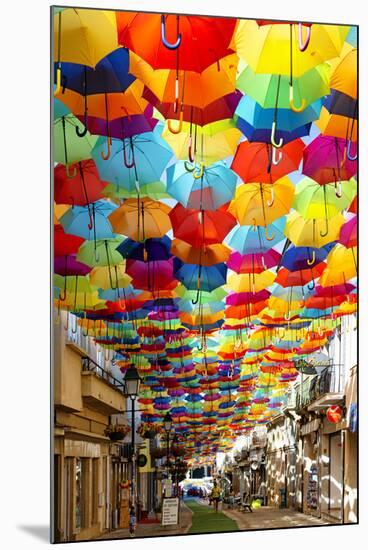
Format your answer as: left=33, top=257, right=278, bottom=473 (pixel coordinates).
left=210, top=481, right=221, bottom=513
left=129, top=506, right=136, bottom=538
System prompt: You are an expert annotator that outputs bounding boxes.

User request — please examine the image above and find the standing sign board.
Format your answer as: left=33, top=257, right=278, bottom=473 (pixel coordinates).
left=161, top=497, right=179, bottom=526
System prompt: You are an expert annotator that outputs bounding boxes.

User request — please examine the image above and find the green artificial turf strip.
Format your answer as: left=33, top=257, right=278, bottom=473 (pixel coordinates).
left=186, top=499, right=239, bottom=533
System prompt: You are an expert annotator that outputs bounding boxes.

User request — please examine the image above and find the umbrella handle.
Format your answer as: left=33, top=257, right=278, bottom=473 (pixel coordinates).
left=63, top=309, right=70, bottom=331
left=65, top=164, right=77, bottom=179
left=123, top=141, right=135, bottom=168
left=188, top=135, right=195, bottom=163
left=101, top=137, right=111, bottom=160
left=76, top=111, right=88, bottom=137
left=284, top=311, right=291, bottom=321
left=320, top=217, right=329, bottom=237
left=71, top=314, right=78, bottom=334
left=184, top=161, right=195, bottom=172
left=266, top=186, right=275, bottom=207
left=82, top=311, right=89, bottom=337
left=307, top=279, right=315, bottom=291
left=161, top=14, right=182, bottom=50
left=298, top=23, right=311, bottom=51
left=54, top=66, right=62, bottom=96
left=306, top=250, right=315, bottom=265
left=347, top=140, right=358, bottom=161
left=264, top=225, right=275, bottom=241
left=193, top=164, right=204, bottom=180
left=168, top=111, right=183, bottom=134
left=270, top=121, right=283, bottom=149
left=272, top=146, right=283, bottom=166
left=335, top=180, right=343, bottom=198
left=289, top=85, right=306, bottom=112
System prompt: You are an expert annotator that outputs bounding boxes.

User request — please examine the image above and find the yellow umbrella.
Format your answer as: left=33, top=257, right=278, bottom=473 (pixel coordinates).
left=319, top=244, right=357, bottom=286
left=285, top=211, right=344, bottom=247
left=228, top=177, right=295, bottom=227
left=108, top=198, right=171, bottom=241
left=53, top=8, right=118, bottom=68
left=89, top=265, right=132, bottom=290
left=227, top=270, right=276, bottom=293
left=162, top=120, right=242, bottom=165
left=236, top=20, right=349, bottom=76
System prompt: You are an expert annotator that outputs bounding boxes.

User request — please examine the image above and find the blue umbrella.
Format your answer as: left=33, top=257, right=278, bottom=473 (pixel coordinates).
left=54, top=48, right=135, bottom=95
left=324, top=89, right=357, bottom=118
left=281, top=242, right=336, bottom=272
left=235, top=96, right=323, bottom=133
left=92, top=125, right=173, bottom=189
left=173, top=259, right=227, bottom=292
left=60, top=199, right=116, bottom=240
left=237, top=117, right=312, bottom=144
left=226, top=217, right=286, bottom=254
left=166, top=161, right=238, bottom=211
left=116, top=236, right=172, bottom=262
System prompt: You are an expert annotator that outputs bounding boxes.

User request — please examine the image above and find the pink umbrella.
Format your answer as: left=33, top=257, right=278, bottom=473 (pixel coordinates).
left=303, top=135, right=357, bottom=184
left=227, top=249, right=281, bottom=274
left=339, top=214, right=357, bottom=248
left=226, top=289, right=270, bottom=306
left=126, top=257, right=176, bottom=291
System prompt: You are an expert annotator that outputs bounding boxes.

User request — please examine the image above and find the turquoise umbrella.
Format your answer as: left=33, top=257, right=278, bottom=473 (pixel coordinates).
left=166, top=161, right=238, bottom=211
left=226, top=217, right=286, bottom=254
left=92, top=124, right=173, bottom=190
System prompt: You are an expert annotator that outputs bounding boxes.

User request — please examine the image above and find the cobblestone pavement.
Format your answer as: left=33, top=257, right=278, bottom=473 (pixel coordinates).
left=222, top=506, right=332, bottom=530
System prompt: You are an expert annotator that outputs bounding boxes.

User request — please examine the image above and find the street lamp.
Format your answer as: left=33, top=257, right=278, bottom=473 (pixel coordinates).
left=123, top=364, right=142, bottom=507
left=163, top=412, right=173, bottom=475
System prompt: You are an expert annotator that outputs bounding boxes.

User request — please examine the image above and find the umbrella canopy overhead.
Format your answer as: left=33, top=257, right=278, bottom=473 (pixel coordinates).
left=53, top=7, right=358, bottom=461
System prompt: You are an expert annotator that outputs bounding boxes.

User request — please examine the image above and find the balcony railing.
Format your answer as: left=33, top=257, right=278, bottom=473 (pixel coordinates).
left=294, top=367, right=334, bottom=410
left=81, top=356, right=123, bottom=391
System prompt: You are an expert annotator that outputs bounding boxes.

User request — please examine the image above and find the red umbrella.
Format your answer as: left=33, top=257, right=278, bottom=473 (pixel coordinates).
left=348, top=195, right=357, bottom=214
left=275, top=263, right=326, bottom=287
left=116, top=12, right=237, bottom=72
left=54, top=159, right=108, bottom=206
left=169, top=203, right=236, bottom=247
left=54, top=224, right=84, bottom=256
left=231, top=139, right=304, bottom=183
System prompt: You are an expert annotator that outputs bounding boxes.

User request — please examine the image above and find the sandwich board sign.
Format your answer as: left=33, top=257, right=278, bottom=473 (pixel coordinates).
left=161, top=497, right=179, bottom=526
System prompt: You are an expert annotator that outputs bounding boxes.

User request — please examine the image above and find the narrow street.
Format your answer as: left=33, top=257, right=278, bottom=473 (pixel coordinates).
left=97, top=498, right=332, bottom=539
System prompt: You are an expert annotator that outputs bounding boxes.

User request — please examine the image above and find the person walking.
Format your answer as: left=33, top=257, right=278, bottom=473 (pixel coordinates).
left=210, top=481, right=221, bottom=512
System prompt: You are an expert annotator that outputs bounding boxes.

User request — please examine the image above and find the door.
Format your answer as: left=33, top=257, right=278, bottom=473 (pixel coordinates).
left=329, top=432, right=344, bottom=520
left=63, top=457, right=74, bottom=541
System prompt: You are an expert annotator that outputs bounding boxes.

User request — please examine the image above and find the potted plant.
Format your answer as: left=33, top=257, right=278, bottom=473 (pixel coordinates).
left=137, top=423, right=161, bottom=439
left=151, top=447, right=166, bottom=460
left=105, top=424, right=131, bottom=441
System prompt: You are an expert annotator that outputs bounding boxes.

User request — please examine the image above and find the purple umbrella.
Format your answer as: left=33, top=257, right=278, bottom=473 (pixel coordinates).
left=339, top=214, right=357, bottom=248
left=302, top=135, right=357, bottom=185
left=77, top=105, right=158, bottom=139
left=54, top=254, right=92, bottom=276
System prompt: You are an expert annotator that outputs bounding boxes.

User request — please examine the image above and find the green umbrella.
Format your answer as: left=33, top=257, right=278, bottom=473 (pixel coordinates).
left=77, top=237, right=125, bottom=267
left=54, top=114, right=98, bottom=175
left=103, top=181, right=170, bottom=200
left=175, top=286, right=227, bottom=303
left=292, top=177, right=357, bottom=233
left=237, top=64, right=330, bottom=109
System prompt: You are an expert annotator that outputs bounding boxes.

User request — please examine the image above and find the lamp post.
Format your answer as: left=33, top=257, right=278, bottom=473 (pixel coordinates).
left=163, top=412, right=173, bottom=472
left=123, top=364, right=142, bottom=507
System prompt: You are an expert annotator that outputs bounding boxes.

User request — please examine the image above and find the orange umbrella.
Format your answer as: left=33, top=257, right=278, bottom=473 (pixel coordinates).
left=55, top=80, right=147, bottom=121
left=130, top=51, right=238, bottom=110
left=330, top=48, right=357, bottom=100
left=109, top=198, right=171, bottom=241
left=316, top=107, right=357, bottom=141
left=171, top=239, right=231, bottom=266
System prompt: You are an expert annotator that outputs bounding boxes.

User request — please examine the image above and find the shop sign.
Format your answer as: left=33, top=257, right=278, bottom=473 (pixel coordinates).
left=326, top=405, right=343, bottom=424
left=348, top=403, right=357, bottom=432
left=161, top=497, right=179, bottom=526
